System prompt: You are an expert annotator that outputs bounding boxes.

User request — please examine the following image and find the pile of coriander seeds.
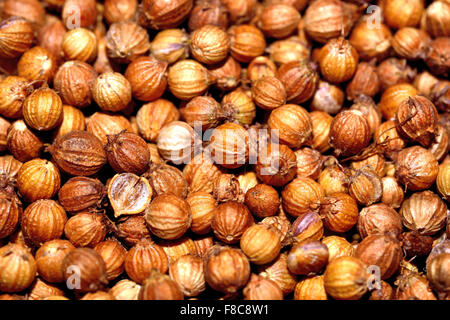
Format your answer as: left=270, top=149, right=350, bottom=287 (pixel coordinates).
left=0, top=0, right=448, bottom=301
